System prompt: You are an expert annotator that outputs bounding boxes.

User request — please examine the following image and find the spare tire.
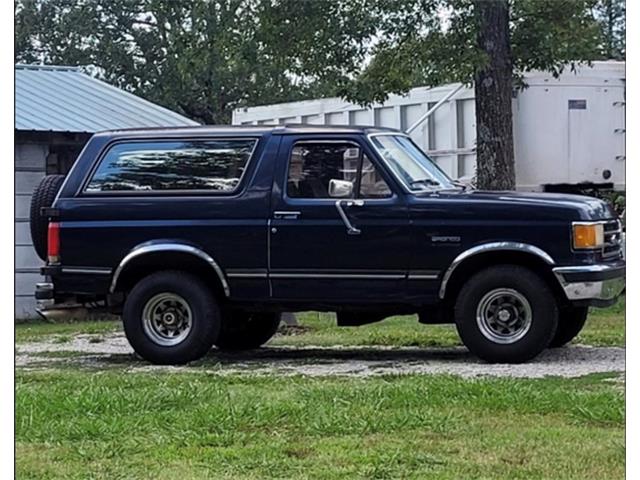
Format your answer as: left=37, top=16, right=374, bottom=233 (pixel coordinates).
left=30, top=174, right=65, bottom=261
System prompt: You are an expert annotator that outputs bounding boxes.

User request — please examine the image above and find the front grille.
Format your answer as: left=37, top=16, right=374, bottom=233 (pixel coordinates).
left=602, top=220, right=623, bottom=260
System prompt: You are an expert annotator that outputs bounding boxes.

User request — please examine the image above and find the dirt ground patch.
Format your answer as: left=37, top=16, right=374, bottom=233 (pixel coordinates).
left=15, top=332, right=625, bottom=378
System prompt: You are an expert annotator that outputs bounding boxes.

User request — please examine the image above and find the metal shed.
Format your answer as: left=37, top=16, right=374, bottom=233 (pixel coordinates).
left=15, top=64, right=199, bottom=319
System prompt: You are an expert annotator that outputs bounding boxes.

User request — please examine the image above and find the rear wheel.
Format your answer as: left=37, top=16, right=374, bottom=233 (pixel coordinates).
left=30, top=174, right=65, bottom=260
left=549, top=306, right=589, bottom=348
left=123, top=270, right=220, bottom=364
left=454, top=265, right=558, bottom=363
left=215, top=311, right=281, bottom=351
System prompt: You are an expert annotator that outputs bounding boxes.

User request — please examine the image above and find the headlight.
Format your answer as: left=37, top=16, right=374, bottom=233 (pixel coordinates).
left=572, top=222, right=605, bottom=249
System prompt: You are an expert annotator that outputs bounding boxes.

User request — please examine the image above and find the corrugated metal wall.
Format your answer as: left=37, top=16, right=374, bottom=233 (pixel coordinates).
left=15, top=143, right=47, bottom=318
left=233, top=85, right=478, bottom=180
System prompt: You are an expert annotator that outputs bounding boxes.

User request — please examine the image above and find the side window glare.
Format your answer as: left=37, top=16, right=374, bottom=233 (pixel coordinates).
left=358, top=154, right=392, bottom=199
left=85, top=139, right=256, bottom=193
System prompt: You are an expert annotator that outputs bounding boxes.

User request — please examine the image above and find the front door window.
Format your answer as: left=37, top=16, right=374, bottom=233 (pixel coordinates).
left=286, top=142, right=391, bottom=199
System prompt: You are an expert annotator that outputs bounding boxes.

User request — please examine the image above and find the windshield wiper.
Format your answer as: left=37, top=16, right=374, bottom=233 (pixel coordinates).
left=410, top=178, right=441, bottom=189
left=450, top=180, right=471, bottom=191
left=412, top=178, right=470, bottom=193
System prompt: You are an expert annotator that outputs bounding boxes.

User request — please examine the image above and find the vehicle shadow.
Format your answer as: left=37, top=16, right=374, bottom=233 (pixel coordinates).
left=200, top=346, right=475, bottom=365
left=95, top=345, right=477, bottom=367
left=95, top=343, right=625, bottom=371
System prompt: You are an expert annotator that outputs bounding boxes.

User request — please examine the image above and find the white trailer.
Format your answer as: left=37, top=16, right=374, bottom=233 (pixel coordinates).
left=233, top=61, right=625, bottom=191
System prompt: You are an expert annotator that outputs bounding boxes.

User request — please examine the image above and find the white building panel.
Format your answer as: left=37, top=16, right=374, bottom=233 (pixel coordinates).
left=374, top=106, right=396, bottom=128
left=349, top=109, right=371, bottom=125
left=326, top=112, right=348, bottom=125
left=15, top=222, right=32, bottom=246
left=16, top=246, right=43, bottom=271
left=400, top=104, right=425, bottom=144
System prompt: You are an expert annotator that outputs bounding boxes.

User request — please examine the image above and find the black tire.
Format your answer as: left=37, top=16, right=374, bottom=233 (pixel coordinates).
left=215, top=311, right=281, bottom=351
left=454, top=265, right=559, bottom=363
left=30, top=174, right=65, bottom=261
left=549, top=306, right=589, bottom=348
left=123, top=270, right=220, bottom=365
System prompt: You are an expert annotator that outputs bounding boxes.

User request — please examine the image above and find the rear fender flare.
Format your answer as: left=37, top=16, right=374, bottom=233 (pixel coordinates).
left=109, top=241, right=229, bottom=297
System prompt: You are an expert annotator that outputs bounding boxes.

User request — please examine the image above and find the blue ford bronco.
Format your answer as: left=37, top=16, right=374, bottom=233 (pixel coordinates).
left=31, top=125, right=625, bottom=365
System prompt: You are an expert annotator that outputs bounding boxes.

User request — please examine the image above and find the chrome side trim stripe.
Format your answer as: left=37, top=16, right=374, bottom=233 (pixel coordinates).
left=407, top=274, right=439, bottom=280
left=227, top=274, right=268, bottom=278
left=61, top=267, right=112, bottom=275
left=264, top=271, right=440, bottom=280
left=270, top=273, right=406, bottom=280
left=227, top=272, right=269, bottom=278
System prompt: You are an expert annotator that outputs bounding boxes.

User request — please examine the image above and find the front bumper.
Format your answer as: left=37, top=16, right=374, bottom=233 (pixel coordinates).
left=553, top=261, right=625, bottom=307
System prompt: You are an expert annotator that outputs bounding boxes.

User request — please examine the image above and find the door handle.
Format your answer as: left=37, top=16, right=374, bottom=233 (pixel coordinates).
left=335, top=200, right=364, bottom=235
left=273, top=211, right=301, bottom=220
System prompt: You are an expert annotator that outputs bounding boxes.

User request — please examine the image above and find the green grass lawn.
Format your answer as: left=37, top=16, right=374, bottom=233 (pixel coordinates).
left=15, top=298, right=625, bottom=478
left=15, top=316, right=121, bottom=343
left=16, top=371, right=623, bottom=479
left=16, top=296, right=625, bottom=348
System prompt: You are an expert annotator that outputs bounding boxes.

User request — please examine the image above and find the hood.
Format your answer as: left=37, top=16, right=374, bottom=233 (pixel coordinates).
left=413, top=189, right=617, bottom=221
left=472, top=190, right=616, bottom=219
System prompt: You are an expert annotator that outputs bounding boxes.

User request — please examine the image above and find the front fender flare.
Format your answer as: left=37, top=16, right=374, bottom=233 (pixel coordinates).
left=438, top=242, right=556, bottom=299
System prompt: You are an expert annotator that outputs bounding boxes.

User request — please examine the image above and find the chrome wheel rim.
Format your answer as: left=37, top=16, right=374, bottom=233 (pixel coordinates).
left=476, top=288, right=532, bottom=344
left=142, top=292, right=192, bottom=346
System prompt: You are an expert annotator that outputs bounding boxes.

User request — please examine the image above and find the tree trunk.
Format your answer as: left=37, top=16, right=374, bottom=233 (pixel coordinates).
left=473, top=0, right=515, bottom=190
left=606, top=0, right=614, bottom=59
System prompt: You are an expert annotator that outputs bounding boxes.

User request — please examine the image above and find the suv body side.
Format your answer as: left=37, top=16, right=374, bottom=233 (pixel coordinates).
left=42, top=126, right=624, bottom=316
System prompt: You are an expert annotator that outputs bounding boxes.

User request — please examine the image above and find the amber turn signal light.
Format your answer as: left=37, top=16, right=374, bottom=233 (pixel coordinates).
left=572, top=223, right=604, bottom=249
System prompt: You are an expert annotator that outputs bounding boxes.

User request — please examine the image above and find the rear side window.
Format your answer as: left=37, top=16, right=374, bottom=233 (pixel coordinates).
left=85, top=139, right=257, bottom=193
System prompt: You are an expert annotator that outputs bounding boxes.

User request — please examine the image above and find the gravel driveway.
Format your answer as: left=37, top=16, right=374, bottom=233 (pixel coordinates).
left=16, top=332, right=625, bottom=378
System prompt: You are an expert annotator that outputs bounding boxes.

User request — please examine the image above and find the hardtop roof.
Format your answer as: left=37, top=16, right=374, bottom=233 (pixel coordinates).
left=93, top=123, right=402, bottom=139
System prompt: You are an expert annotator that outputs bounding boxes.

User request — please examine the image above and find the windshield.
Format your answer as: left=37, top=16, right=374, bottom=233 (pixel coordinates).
left=369, top=134, right=456, bottom=191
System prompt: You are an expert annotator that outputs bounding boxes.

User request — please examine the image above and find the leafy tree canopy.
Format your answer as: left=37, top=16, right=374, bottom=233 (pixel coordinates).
left=15, top=0, right=377, bottom=124
left=336, top=0, right=623, bottom=105
left=15, top=0, right=624, bottom=122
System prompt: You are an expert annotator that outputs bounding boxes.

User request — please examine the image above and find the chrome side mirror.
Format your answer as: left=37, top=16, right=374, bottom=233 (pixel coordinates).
left=328, top=179, right=354, bottom=198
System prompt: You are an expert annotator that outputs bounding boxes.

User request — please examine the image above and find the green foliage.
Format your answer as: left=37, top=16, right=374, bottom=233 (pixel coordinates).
left=593, top=0, right=626, bottom=59
left=15, top=0, right=624, bottom=122
left=15, top=0, right=376, bottom=124
left=338, top=0, right=612, bottom=104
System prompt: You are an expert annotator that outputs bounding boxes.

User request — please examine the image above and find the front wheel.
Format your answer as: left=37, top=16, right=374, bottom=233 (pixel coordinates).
left=454, top=265, right=559, bottom=363
left=549, top=306, right=588, bottom=348
left=215, top=311, right=281, bottom=351
left=123, top=270, right=220, bottom=364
